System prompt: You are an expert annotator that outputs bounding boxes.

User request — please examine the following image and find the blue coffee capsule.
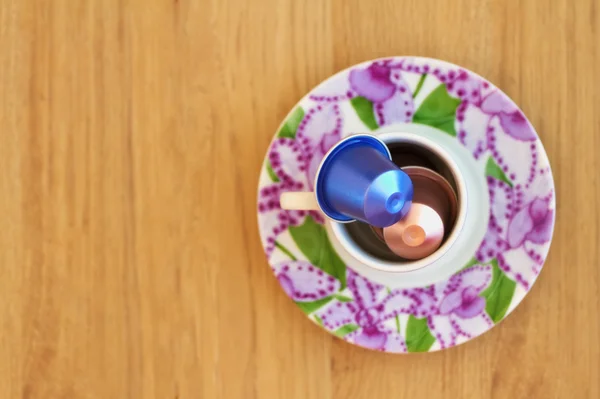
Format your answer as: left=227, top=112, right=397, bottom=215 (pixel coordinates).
left=315, top=134, right=413, bottom=228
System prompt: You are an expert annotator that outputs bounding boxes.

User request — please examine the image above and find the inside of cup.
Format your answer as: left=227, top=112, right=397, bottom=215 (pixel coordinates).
left=340, top=140, right=462, bottom=264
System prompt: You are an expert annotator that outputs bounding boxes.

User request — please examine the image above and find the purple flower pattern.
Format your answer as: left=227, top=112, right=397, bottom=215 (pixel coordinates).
left=316, top=270, right=412, bottom=352
left=387, top=59, right=555, bottom=289
left=475, top=169, right=554, bottom=289
left=389, top=57, right=488, bottom=105
left=311, top=63, right=415, bottom=126
left=315, top=265, right=493, bottom=351
left=412, top=265, right=494, bottom=349
left=258, top=104, right=343, bottom=257
left=273, top=260, right=341, bottom=301
left=258, top=57, right=555, bottom=352
left=460, top=90, right=554, bottom=289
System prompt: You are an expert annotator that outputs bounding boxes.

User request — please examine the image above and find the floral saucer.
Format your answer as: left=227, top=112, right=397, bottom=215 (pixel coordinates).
left=257, top=57, right=555, bottom=352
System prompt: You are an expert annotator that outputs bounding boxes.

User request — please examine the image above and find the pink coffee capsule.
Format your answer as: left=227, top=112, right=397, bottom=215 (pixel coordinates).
left=382, top=203, right=445, bottom=260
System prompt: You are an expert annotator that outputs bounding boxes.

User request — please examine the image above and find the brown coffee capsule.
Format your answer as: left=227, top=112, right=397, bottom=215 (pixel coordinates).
left=371, top=166, right=458, bottom=260
left=402, top=166, right=457, bottom=227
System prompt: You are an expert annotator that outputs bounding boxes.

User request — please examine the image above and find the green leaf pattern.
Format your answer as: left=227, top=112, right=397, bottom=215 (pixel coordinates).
left=350, top=96, right=379, bottom=130
left=278, top=107, right=305, bottom=139
left=296, top=297, right=333, bottom=315
left=413, top=84, right=461, bottom=136
left=405, top=315, right=436, bottom=352
left=288, top=217, right=347, bottom=288
left=334, top=324, right=360, bottom=338
left=481, top=259, right=517, bottom=323
left=485, top=156, right=514, bottom=187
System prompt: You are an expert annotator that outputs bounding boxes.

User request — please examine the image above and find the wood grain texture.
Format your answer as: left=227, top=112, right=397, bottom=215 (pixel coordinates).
left=0, top=0, right=598, bottom=397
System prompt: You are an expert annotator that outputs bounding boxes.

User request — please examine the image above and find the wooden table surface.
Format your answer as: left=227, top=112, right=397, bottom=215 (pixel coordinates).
left=0, top=0, right=598, bottom=398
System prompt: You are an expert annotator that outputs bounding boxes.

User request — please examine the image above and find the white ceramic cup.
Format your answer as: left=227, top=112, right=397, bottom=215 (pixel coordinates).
left=326, top=126, right=490, bottom=288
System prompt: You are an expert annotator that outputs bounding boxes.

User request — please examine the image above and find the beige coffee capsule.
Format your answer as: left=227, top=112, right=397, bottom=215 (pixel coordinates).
left=382, top=203, right=445, bottom=260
